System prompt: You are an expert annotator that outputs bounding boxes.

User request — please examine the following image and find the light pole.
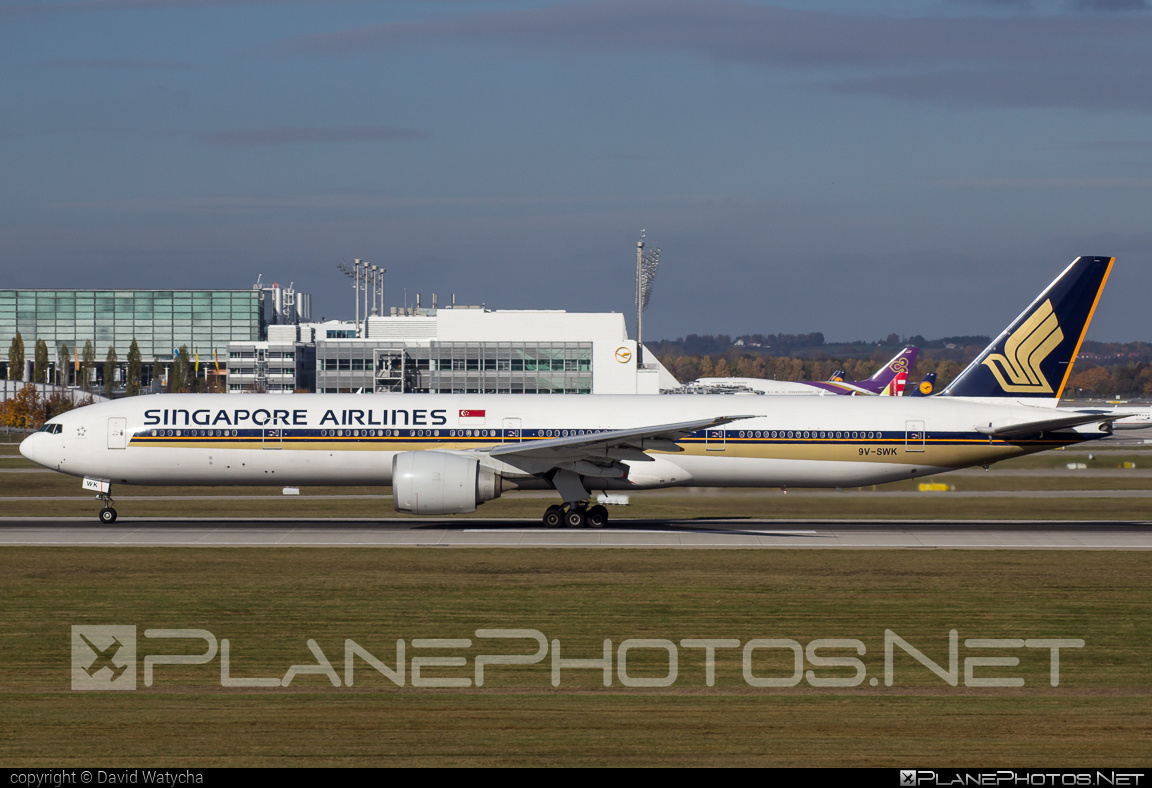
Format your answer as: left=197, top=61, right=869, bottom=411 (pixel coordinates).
left=634, top=232, right=661, bottom=367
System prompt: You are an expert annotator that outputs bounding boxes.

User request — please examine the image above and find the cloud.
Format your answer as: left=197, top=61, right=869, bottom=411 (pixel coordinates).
left=199, top=125, right=431, bottom=147
left=1073, top=140, right=1152, bottom=150
left=276, top=0, right=1152, bottom=111
left=1, top=0, right=316, bottom=20
left=46, top=58, right=188, bottom=70
left=1073, top=0, right=1151, bottom=11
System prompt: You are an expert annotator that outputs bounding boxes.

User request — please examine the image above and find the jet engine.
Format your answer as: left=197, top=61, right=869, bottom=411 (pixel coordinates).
left=392, top=451, right=509, bottom=515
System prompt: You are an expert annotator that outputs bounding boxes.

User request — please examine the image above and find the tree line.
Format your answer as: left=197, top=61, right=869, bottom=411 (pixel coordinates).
left=6, top=333, right=212, bottom=395
left=659, top=349, right=1152, bottom=399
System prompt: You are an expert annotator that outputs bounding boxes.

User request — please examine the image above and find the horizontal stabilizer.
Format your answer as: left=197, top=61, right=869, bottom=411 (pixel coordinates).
left=975, top=410, right=1135, bottom=439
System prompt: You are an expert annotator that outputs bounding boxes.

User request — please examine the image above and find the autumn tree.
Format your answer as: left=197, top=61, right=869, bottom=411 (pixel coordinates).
left=1069, top=366, right=1117, bottom=398
left=2, top=382, right=44, bottom=429
left=80, top=340, right=96, bottom=391
left=104, top=346, right=118, bottom=398
left=33, top=339, right=48, bottom=384
left=170, top=346, right=191, bottom=393
left=7, top=332, right=24, bottom=381
left=59, top=344, right=71, bottom=387
left=125, top=339, right=142, bottom=397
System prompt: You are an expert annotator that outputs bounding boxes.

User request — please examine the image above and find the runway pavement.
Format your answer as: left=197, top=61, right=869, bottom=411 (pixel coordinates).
left=1, top=517, right=1149, bottom=549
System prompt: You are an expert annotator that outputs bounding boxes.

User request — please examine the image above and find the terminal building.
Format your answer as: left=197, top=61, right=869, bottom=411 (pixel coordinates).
left=0, top=282, right=307, bottom=386
left=2, top=281, right=676, bottom=395
left=226, top=305, right=677, bottom=395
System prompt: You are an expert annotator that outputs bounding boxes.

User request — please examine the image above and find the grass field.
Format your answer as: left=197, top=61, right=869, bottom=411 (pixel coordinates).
left=2, top=548, right=1150, bottom=766
left=2, top=439, right=1151, bottom=766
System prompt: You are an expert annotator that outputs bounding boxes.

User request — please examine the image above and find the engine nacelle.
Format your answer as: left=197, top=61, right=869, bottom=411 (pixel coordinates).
left=392, top=451, right=504, bottom=515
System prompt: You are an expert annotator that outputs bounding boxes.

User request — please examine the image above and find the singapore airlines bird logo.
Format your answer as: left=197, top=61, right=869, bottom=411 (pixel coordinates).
left=982, top=299, right=1063, bottom=393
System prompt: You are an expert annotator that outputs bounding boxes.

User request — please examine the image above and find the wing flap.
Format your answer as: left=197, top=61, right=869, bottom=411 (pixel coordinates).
left=487, top=415, right=757, bottom=463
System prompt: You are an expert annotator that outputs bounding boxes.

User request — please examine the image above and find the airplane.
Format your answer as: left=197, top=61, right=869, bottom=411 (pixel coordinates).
left=692, top=347, right=918, bottom=396
left=20, top=256, right=1126, bottom=529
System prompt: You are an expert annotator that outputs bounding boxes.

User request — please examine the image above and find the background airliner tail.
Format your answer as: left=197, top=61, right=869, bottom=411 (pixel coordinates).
left=940, top=256, right=1114, bottom=402
left=909, top=372, right=937, bottom=397
left=858, top=347, right=918, bottom=394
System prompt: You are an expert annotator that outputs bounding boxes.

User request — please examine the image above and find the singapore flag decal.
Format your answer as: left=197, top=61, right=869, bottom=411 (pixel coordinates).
left=459, top=408, right=486, bottom=426
left=459, top=409, right=485, bottom=418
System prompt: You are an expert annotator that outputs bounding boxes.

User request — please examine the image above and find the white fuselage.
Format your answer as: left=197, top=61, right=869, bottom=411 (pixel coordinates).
left=20, top=392, right=1105, bottom=492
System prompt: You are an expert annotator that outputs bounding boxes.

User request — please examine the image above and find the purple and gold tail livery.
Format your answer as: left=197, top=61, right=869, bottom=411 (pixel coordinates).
left=802, top=346, right=919, bottom=395
left=855, top=346, right=918, bottom=395
left=941, top=256, right=1113, bottom=401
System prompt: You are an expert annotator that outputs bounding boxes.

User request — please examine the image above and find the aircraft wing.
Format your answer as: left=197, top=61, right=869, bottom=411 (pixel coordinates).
left=487, top=415, right=758, bottom=464
left=976, top=410, right=1136, bottom=439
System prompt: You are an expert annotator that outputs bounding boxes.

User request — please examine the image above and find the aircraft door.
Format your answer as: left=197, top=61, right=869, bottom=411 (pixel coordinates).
left=263, top=426, right=283, bottom=450
left=705, top=427, right=726, bottom=451
left=502, top=417, right=522, bottom=442
left=905, top=420, right=925, bottom=452
left=107, top=418, right=127, bottom=450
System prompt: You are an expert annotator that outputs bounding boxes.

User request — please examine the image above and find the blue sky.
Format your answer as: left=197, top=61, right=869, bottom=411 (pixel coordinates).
left=3, top=0, right=1151, bottom=343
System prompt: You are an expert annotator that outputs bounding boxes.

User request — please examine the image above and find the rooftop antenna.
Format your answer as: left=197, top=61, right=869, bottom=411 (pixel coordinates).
left=336, top=259, right=368, bottom=337
left=635, top=231, right=661, bottom=367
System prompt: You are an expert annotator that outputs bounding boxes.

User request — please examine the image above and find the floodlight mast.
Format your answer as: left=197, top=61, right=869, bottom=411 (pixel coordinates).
left=636, top=238, right=644, bottom=366
left=336, top=258, right=368, bottom=337
left=634, top=232, right=661, bottom=367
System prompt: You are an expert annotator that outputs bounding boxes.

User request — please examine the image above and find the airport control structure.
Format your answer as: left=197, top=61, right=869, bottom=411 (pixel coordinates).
left=1, top=274, right=678, bottom=397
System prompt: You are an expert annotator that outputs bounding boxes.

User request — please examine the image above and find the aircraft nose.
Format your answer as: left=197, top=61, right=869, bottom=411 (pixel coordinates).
left=19, top=432, right=38, bottom=464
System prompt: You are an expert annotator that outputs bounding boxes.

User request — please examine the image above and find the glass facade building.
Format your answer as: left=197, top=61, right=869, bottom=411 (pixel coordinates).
left=0, top=290, right=261, bottom=368
left=313, top=341, right=594, bottom=394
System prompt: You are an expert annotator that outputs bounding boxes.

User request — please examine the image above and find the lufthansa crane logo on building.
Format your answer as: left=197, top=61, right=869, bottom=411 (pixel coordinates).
left=982, top=299, right=1063, bottom=394
left=615, top=347, right=632, bottom=364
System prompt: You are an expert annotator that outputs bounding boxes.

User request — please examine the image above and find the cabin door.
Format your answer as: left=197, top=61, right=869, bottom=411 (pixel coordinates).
left=905, top=420, right=925, bottom=452
left=107, top=418, right=127, bottom=450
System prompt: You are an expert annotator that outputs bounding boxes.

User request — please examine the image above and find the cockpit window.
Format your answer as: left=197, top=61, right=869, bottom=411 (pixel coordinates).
left=37, top=423, right=63, bottom=434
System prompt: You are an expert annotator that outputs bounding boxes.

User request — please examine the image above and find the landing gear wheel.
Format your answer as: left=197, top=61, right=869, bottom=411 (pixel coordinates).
left=564, top=508, right=587, bottom=529
left=99, top=507, right=117, bottom=524
left=542, top=505, right=563, bottom=528
left=586, top=505, right=609, bottom=528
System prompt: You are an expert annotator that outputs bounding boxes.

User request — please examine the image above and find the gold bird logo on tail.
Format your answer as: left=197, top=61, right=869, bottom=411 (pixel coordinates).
left=982, top=299, right=1064, bottom=393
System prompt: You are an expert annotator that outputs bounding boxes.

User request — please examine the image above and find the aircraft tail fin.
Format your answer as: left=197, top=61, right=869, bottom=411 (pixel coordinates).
left=879, top=370, right=908, bottom=397
left=909, top=372, right=937, bottom=397
left=857, top=347, right=918, bottom=393
left=940, top=256, right=1114, bottom=401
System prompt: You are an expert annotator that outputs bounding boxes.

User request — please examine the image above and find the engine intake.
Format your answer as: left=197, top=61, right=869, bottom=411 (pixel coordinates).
left=392, top=451, right=505, bottom=515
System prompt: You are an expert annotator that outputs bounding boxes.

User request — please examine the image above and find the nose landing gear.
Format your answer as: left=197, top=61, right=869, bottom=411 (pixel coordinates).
left=95, top=489, right=117, bottom=524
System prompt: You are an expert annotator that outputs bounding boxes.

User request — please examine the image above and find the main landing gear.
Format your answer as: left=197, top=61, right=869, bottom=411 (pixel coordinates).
left=542, top=502, right=609, bottom=529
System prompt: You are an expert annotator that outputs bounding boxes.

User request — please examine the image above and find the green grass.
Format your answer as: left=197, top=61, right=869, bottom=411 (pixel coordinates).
left=2, top=549, right=1149, bottom=766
